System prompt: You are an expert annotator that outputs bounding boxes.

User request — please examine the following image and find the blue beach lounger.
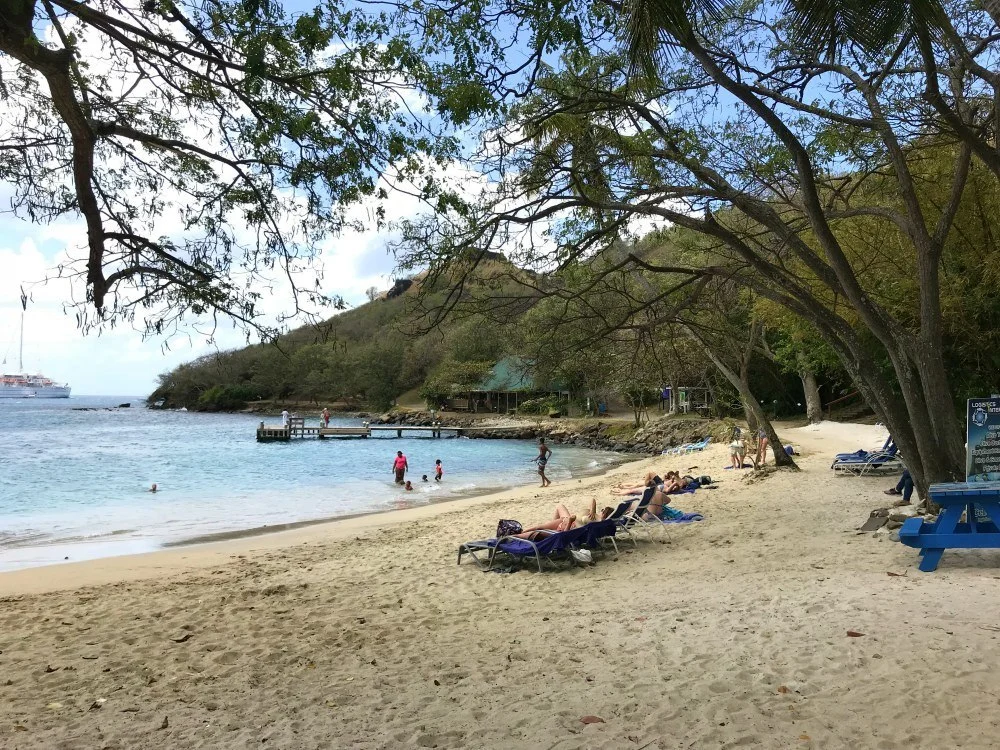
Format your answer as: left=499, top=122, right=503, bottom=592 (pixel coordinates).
left=834, top=436, right=894, bottom=462
left=613, top=487, right=666, bottom=542
left=665, top=436, right=712, bottom=455
left=831, top=440, right=902, bottom=476
left=458, top=525, right=595, bottom=573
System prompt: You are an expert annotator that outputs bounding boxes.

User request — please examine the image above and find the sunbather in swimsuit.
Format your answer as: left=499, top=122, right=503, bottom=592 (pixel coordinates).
left=640, top=487, right=673, bottom=519
left=514, top=499, right=613, bottom=538
left=612, top=471, right=663, bottom=495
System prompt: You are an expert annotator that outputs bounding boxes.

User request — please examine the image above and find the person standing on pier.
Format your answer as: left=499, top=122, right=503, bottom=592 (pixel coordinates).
left=281, top=409, right=290, bottom=427
left=536, top=438, right=552, bottom=487
left=392, top=451, right=409, bottom=484
left=321, top=407, right=330, bottom=427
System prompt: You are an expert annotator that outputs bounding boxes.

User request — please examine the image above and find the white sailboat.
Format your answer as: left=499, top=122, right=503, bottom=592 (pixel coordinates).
left=1, top=311, right=71, bottom=398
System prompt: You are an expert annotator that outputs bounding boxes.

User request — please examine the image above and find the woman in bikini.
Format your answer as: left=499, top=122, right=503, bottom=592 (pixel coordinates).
left=661, top=471, right=697, bottom=493
left=612, top=471, right=664, bottom=495
left=514, top=499, right=613, bottom=538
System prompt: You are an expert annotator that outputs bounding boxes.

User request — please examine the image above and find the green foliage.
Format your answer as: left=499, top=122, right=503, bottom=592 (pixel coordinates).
left=152, top=277, right=513, bottom=411
left=197, top=384, right=260, bottom=411
left=515, top=396, right=565, bottom=415
left=419, top=359, right=494, bottom=405
left=1, top=0, right=463, bottom=334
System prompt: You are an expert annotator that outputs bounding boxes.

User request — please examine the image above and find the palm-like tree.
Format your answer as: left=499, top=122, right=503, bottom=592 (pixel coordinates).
left=623, top=0, right=952, bottom=65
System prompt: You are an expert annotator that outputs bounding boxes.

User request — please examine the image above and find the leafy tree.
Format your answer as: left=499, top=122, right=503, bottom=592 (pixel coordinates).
left=419, top=359, right=493, bottom=406
left=394, top=1, right=1000, bottom=494
left=351, top=338, right=405, bottom=410
left=0, top=0, right=454, bottom=333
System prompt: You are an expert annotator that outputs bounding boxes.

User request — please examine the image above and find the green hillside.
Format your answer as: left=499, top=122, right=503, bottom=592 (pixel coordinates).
left=150, top=273, right=496, bottom=411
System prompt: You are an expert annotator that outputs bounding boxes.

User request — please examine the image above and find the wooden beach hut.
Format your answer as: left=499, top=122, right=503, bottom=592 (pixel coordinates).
left=447, top=357, right=567, bottom=414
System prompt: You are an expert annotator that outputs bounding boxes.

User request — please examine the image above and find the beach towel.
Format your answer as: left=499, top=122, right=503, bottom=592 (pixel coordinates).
left=667, top=485, right=699, bottom=495
left=657, top=505, right=685, bottom=520
left=660, top=512, right=705, bottom=524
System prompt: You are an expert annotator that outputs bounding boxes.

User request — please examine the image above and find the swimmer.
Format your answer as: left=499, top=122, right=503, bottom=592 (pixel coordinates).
left=404, top=480, right=414, bottom=491
left=148, top=483, right=158, bottom=493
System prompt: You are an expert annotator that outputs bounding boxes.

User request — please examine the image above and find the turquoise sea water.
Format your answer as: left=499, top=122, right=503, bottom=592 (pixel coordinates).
left=0, top=397, right=622, bottom=571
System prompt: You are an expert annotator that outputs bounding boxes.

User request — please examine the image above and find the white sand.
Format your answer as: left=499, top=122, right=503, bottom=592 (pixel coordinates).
left=2, top=422, right=1000, bottom=749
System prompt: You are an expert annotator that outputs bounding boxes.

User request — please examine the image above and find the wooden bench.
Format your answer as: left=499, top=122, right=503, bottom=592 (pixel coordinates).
left=898, top=481, right=1000, bottom=571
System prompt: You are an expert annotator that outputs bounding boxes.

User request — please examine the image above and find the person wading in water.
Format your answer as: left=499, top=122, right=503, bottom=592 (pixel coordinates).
left=536, top=437, right=552, bottom=487
left=392, top=451, right=409, bottom=484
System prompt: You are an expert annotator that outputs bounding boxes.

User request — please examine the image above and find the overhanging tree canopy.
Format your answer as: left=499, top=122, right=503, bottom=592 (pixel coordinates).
left=0, top=0, right=454, bottom=333
left=392, top=0, right=1000, bottom=495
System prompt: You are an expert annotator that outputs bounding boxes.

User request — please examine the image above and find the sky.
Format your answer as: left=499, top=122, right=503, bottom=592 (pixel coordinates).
left=0, top=202, right=402, bottom=397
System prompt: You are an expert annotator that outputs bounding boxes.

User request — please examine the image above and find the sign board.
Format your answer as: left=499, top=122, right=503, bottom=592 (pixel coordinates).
left=967, top=398, right=1000, bottom=481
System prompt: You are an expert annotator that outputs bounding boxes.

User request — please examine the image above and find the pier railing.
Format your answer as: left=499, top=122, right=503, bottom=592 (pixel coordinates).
left=255, top=420, right=504, bottom=442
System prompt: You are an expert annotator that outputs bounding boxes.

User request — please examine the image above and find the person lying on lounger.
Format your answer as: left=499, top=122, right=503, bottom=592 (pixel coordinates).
left=661, top=472, right=698, bottom=493
left=514, top=499, right=614, bottom=538
left=612, top=471, right=663, bottom=495
left=625, top=485, right=675, bottom=521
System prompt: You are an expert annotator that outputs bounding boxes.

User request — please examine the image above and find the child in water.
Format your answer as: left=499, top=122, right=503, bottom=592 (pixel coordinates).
left=421, top=475, right=428, bottom=482
left=404, top=480, right=414, bottom=491
left=435, top=459, right=443, bottom=482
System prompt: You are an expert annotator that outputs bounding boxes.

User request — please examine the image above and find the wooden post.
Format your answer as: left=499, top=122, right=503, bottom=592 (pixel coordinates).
left=397, top=428, right=402, bottom=438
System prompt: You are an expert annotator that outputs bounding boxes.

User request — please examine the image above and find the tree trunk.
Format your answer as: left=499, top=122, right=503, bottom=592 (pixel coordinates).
left=689, top=327, right=798, bottom=469
left=797, top=360, right=823, bottom=424
left=684, top=35, right=966, bottom=488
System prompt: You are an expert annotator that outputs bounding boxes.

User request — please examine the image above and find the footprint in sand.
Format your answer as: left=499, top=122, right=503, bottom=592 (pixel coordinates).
left=213, top=651, right=239, bottom=666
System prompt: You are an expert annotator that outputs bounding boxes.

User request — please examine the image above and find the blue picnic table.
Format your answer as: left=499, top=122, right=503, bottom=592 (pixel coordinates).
left=898, top=481, right=1000, bottom=572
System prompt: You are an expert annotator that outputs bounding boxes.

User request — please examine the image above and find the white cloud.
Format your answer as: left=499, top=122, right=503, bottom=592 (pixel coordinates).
left=0, top=213, right=404, bottom=396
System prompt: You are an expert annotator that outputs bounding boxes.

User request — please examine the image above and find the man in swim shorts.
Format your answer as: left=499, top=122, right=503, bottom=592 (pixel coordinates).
left=536, top=437, right=552, bottom=487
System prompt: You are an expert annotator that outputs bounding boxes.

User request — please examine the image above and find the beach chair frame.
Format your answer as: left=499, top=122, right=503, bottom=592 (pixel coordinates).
left=457, top=526, right=594, bottom=573
left=614, top=490, right=661, bottom=543
left=831, top=451, right=904, bottom=476
left=665, top=436, right=712, bottom=455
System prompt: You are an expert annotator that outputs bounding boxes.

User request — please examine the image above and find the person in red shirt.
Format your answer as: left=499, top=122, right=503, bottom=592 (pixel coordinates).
left=434, top=459, right=443, bottom=482
left=392, top=451, right=409, bottom=484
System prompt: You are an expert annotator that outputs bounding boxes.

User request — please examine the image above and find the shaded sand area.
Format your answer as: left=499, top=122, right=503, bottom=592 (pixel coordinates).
left=3, top=422, right=1000, bottom=749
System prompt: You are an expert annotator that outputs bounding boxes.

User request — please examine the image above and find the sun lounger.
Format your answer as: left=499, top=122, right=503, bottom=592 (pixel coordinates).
left=665, top=436, right=712, bottom=455
left=834, top=436, right=894, bottom=462
left=581, top=519, right=620, bottom=555
left=457, top=525, right=596, bottom=573
left=831, top=452, right=902, bottom=475
left=831, top=440, right=903, bottom=476
left=612, top=487, right=664, bottom=542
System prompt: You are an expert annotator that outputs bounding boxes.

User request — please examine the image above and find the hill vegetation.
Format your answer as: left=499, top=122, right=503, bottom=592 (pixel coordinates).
left=148, top=254, right=809, bottom=417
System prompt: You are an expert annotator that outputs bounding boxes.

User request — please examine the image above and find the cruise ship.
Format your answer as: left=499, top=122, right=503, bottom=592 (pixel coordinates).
left=0, top=372, right=71, bottom=398
left=1, top=311, right=71, bottom=398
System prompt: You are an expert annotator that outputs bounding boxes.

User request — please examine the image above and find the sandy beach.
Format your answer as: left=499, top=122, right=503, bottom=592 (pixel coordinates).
left=3, top=422, right=1000, bottom=749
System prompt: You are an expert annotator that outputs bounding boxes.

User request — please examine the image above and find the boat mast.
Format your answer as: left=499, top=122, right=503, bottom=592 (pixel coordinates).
left=19, top=309, right=24, bottom=373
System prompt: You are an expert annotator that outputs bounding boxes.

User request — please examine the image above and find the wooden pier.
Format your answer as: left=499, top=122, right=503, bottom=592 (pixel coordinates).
left=256, top=417, right=520, bottom=442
